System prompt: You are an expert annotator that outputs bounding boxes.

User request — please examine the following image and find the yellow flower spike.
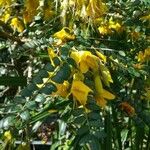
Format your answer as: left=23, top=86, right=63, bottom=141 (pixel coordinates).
left=10, top=17, right=24, bottom=32
left=53, top=27, right=75, bottom=42
left=95, top=50, right=107, bottom=63
left=99, top=63, right=113, bottom=87
left=101, top=89, right=115, bottom=100
left=71, top=80, right=93, bottom=106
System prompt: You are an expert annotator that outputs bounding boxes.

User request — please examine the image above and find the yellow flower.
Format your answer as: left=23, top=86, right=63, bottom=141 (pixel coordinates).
left=47, top=47, right=58, bottom=65
left=70, top=51, right=99, bottom=73
left=53, top=81, right=70, bottom=98
left=43, top=9, right=54, bottom=21
left=140, top=14, right=150, bottom=21
left=43, top=1, right=54, bottom=21
left=99, top=63, right=113, bottom=87
left=0, top=0, right=11, bottom=6
left=71, top=80, right=93, bottom=105
left=53, top=27, right=75, bottom=43
left=73, top=71, right=84, bottom=81
left=98, top=26, right=109, bottom=35
left=95, top=89, right=115, bottom=108
left=10, top=17, right=24, bottom=32
left=94, top=71, right=115, bottom=108
left=130, top=31, right=140, bottom=40
left=137, top=51, right=144, bottom=62
left=98, top=17, right=123, bottom=35
left=23, top=11, right=33, bottom=24
left=86, top=0, right=107, bottom=19
left=137, top=48, right=150, bottom=63
left=96, top=96, right=107, bottom=108
left=95, top=50, right=107, bottom=63
left=133, top=63, right=143, bottom=69
left=4, top=130, right=12, bottom=140
left=102, top=89, right=115, bottom=100
left=144, top=48, right=150, bottom=60
left=108, top=18, right=121, bottom=32
left=144, top=87, right=150, bottom=101
left=23, top=0, right=39, bottom=24
left=0, top=13, right=10, bottom=23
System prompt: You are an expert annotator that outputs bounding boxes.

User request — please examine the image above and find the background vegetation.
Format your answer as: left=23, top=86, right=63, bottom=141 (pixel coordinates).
left=0, top=0, right=150, bottom=149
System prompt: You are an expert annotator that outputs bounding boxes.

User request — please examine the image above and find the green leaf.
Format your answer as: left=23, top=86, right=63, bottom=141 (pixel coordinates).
left=40, top=82, right=57, bottom=95
left=13, top=96, right=26, bottom=104
left=25, top=101, right=37, bottom=110
left=79, top=134, right=92, bottom=145
left=128, top=67, right=140, bottom=77
left=89, top=120, right=102, bottom=127
left=58, top=120, right=67, bottom=136
left=35, top=94, right=45, bottom=103
left=77, top=125, right=89, bottom=136
left=20, top=88, right=33, bottom=97
left=0, top=76, right=27, bottom=86
left=118, top=51, right=126, bottom=57
left=52, top=57, right=61, bottom=66
left=27, top=83, right=38, bottom=92
left=3, top=116, right=15, bottom=129
left=86, top=103, right=100, bottom=111
left=44, top=63, right=55, bottom=72
left=33, top=76, right=43, bottom=84
left=0, top=119, right=4, bottom=128
left=67, top=58, right=77, bottom=67
left=61, top=45, right=70, bottom=58
left=88, top=112, right=101, bottom=120
left=72, top=108, right=84, bottom=116
left=20, top=110, right=30, bottom=121
left=93, top=131, right=106, bottom=140
left=74, top=115, right=86, bottom=124
left=51, top=63, right=71, bottom=83
left=32, top=121, right=42, bottom=132
left=38, top=69, right=49, bottom=78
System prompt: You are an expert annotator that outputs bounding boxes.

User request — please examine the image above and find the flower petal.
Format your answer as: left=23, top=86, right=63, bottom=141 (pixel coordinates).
left=71, top=80, right=93, bottom=105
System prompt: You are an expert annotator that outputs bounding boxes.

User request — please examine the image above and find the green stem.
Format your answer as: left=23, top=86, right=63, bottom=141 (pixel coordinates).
left=112, top=106, right=122, bottom=150
left=146, top=129, right=150, bottom=150
left=104, top=110, right=112, bottom=150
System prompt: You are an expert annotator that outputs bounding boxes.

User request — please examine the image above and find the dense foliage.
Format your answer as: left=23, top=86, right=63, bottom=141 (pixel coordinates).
left=0, top=0, right=150, bottom=149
